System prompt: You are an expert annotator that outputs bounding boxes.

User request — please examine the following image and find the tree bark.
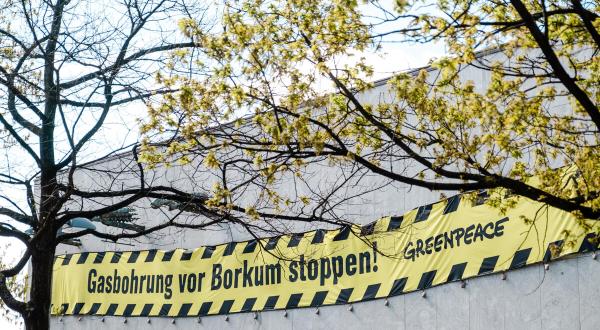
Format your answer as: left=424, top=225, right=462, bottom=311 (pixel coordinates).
left=26, top=168, right=59, bottom=329
left=23, top=244, right=55, bottom=330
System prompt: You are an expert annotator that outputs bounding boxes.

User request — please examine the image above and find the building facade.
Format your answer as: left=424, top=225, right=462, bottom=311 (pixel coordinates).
left=49, top=49, right=598, bottom=330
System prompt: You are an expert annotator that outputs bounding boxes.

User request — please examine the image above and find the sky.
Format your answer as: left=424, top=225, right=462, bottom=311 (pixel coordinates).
left=0, top=1, right=446, bottom=328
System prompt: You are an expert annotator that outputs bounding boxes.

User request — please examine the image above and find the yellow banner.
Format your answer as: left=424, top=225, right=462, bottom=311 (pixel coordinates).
left=51, top=192, right=599, bottom=317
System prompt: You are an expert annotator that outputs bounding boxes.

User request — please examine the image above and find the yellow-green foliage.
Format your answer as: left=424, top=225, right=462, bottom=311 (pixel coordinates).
left=142, top=0, right=599, bottom=219
left=0, top=243, right=25, bottom=327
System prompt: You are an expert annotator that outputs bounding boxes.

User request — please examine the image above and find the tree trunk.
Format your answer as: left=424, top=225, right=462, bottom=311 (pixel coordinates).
left=23, top=236, right=56, bottom=330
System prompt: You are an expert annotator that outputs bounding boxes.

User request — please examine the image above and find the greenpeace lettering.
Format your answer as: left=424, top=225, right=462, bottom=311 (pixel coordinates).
left=403, top=217, right=509, bottom=262
left=52, top=193, right=600, bottom=317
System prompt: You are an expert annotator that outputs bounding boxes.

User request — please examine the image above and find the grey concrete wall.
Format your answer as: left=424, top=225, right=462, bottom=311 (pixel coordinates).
left=53, top=49, right=542, bottom=257
left=50, top=253, right=600, bottom=330
left=53, top=75, right=451, bottom=256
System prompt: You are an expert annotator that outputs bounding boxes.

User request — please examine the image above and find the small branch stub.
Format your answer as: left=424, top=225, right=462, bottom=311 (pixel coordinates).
left=544, top=264, right=550, bottom=271
left=501, top=272, right=507, bottom=280
left=460, top=280, right=467, bottom=288
left=384, top=299, right=390, bottom=307
left=421, top=290, right=427, bottom=298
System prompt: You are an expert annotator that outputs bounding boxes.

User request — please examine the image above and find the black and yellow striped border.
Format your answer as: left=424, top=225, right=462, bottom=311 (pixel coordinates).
left=52, top=193, right=599, bottom=317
